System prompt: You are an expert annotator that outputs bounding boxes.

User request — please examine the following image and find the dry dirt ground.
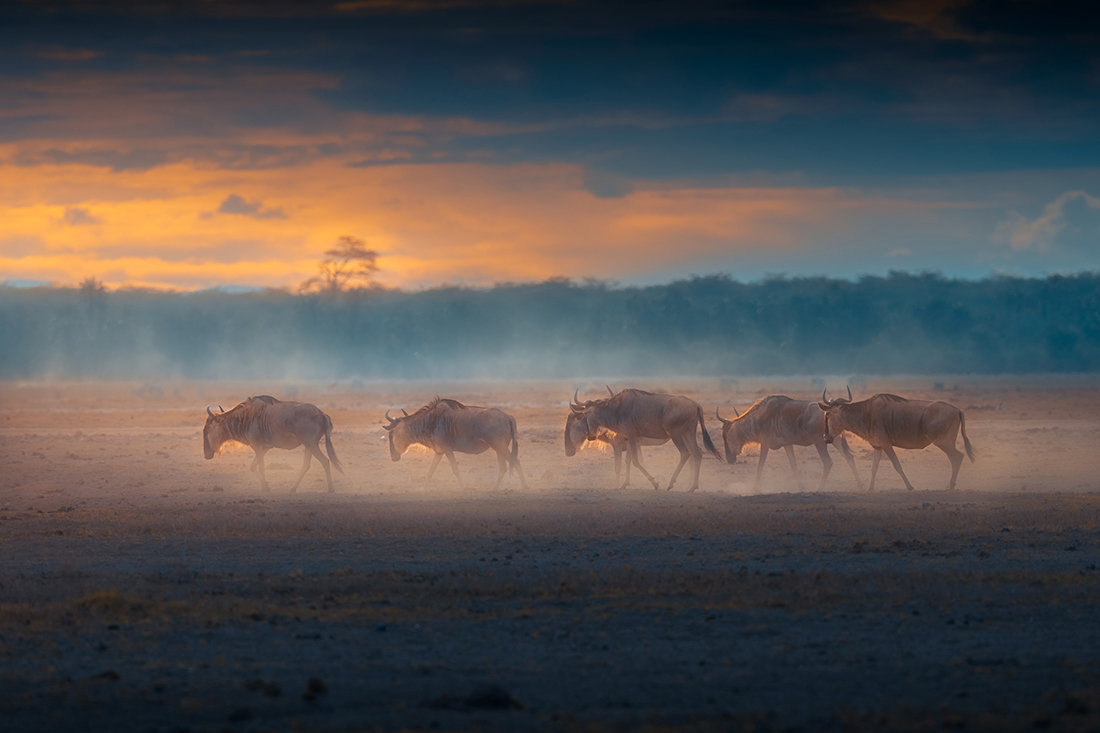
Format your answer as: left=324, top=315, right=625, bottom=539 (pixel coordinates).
left=3, top=377, right=1100, bottom=732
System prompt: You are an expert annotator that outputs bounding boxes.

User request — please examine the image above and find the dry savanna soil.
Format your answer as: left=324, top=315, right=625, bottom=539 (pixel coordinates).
left=3, top=377, right=1100, bottom=732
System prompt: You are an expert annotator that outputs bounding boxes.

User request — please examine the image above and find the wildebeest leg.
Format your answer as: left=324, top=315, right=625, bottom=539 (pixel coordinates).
left=666, top=434, right=692, bottom=492
left=753, top=447, right=769, bottom=494
left=253, top=448, right=270, bottom=492
left=512, top=457, right=530, bottom=489
left=306, top=442, right=334, bottom=493
left=444, top=451, right=465, bottom=489
left=492, top=449, right=508, bottom=490
left=626, top=439, right=659, bottom=490
left=289, top=448, right=313, bottom=493
left=936, top=436, right=965, bottom=491
left=623, top=446, right=642, bottom=487
left=836, top=436, right=864, bottom=491
left=868, top=448, right=882, bottom=492
left=881, top=445, right=915, bottom=491
left=426, top=452, right=443, bottom=481
left=784, top=445, right=806, bottom=490
left=686, top=436, right=704, bottom=492
left=613, top=445, right=624, bottom=486
left=813, top=441, right=832, bottom=491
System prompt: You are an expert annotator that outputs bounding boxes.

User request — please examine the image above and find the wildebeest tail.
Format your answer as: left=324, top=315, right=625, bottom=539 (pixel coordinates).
left=697, top=406, right=722, bottom=460
left=960, top=411, right=975, bottom=463
left=324, top=414, right=344, bottom=474
left=508, top=414, right=520, bottom=475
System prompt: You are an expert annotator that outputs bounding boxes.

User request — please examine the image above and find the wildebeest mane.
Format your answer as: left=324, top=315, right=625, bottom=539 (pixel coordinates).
left=617, top=388, right=659, bottom=398
left=427, top=396, right=467, bottom=410
left=741, top=394, right=794, bottom=415
left=400, top=397, right=474, bottom=443
left=210, top=398, right=261, bottom=444
left=730, top=395, right=795, bottom=440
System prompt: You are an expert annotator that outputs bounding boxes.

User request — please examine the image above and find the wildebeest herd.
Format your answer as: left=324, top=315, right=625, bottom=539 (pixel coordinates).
left=203, top=386, right=976, bottom=493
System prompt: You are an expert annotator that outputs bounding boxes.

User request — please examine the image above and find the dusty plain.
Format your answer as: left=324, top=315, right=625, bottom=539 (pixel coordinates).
left=2, top=377, right=1100, bottom=732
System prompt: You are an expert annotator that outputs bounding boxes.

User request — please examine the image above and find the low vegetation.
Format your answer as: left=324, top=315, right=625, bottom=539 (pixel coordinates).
left=1, top=271, right=1098, bottom=378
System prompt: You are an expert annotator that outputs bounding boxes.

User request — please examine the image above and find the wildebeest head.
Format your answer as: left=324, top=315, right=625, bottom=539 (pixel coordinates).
left=567, top=389, right=608, bottom=448
left=202, top=405, right=227, bottom=459
left=714, top=405, right=743, bottom=463
left=382, top=408, right=412, bottom=461
left=563, top=410, right=591, bottom=457
left=817, top=386, right=853, bottom=445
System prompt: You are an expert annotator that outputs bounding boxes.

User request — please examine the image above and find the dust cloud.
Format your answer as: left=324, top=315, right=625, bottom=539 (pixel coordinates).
left=3, top=377, right=1100, bottom=731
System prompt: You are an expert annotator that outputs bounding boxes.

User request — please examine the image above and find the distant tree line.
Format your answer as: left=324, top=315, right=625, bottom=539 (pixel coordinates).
left=1, top=272, right=1099, bottom=379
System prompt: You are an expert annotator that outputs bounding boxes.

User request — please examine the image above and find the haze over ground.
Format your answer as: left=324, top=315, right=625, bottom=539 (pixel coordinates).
left=2, top=0, right=1099, bottom=291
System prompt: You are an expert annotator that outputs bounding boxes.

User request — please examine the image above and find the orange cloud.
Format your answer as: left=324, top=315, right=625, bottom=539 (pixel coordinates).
left=0, top=143, right=961, bottom=291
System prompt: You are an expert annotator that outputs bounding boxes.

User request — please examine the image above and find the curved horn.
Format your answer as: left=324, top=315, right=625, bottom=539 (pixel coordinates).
left=847, top=384, right=853, bottom=401
left=218, top=405, right=224, bottom=413
left=206, top=405, right=214, bottom=418
left=715, top=407, right=729, bottom=425
left=822, top=388, right=827, bottom=403
left=573, top=388, right=580, bottom=405
left=606, top=385, right=614, bottom=397
left=385, top=408, right=396, bottom=422
left=402, top=408, right=409, bottom=417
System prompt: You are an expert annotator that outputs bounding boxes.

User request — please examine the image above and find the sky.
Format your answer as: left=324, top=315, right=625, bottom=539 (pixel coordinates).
left=1, top=0, right=1099, bottom=291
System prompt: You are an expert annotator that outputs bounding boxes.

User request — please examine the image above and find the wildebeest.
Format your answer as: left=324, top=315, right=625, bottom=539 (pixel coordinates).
left=564, top=389, right=669, bottom=486
left=203, top=395, right=343, bottom=492
left=383, top=397, right=529, bottom=490
left=818, top=391, right=975, bottom=491
left=716, top=393, right=864, bottom=492
left=569, top=388, right=721, bottom=492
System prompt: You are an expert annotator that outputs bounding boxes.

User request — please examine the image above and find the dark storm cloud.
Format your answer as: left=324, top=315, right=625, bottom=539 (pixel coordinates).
left=15, top=148, right=171, bottom=171
left=582, top=168, right=634, bottom=199
left=10, top=144, right=341, bottom=171
left=0, top=115, right=63, bottom=142
left=214, top=194, right=287, bottom=220
left=2, top=0, right=1096, bottom=185
left=62, top=206, right=102, bottom=225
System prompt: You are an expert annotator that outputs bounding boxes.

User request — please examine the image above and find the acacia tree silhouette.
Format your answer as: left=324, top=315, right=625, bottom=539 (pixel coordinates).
left=301, top=236, right=379, bottom=296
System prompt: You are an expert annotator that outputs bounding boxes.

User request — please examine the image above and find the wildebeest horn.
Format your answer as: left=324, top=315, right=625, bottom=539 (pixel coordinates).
left=733, top=405, right=740, bottom=417
left=573, top=388, right=580, bottom=404
left=206, top=405, right=214, bottom=418
left=847, top=385, right=853, bottom=401
left=401, top=408, right=409, bottom=417
left=715, top=407, right=729, bottom=424
left=385, top=408, right=397, bottom=422
left=606, top=385, right=614, bottom=396
left=822, top=388, right=827, bottom=402
left=218, top=405, right=224, bottom=413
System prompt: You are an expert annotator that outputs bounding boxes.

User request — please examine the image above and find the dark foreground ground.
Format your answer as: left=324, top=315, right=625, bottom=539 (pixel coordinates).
left=3, top=378, right=1100, bottom=731
left=3, top=491, right=1100, bottom=733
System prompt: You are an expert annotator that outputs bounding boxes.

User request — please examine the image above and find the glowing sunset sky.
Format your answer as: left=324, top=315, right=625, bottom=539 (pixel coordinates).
left=1, top=0, right=1098, bottom=290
